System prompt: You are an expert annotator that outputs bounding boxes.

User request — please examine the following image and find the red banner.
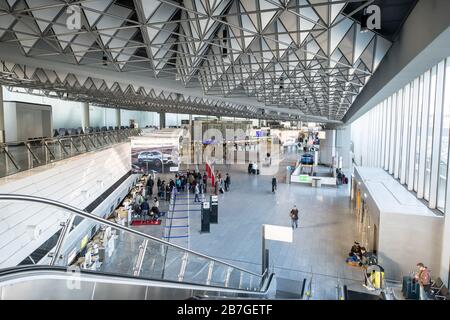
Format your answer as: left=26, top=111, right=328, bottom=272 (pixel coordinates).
left=206, top=161, right=215, bottom=186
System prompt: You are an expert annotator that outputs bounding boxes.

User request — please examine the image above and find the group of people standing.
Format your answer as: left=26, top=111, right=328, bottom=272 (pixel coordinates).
left=145, top=169, right=233, bottom=206
left=134, top=181, right=161, bottom=221
left=213, top=171, right=231, bottom=195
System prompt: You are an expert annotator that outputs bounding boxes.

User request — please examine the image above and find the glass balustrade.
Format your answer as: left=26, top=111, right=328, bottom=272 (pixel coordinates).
left=0, top=129, right=139, bottom=178
left=0, top=195, right=266, bottom=292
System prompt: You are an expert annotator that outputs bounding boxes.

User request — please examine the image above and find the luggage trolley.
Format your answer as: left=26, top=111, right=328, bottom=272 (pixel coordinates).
left=363, top=265, right=385, bottom=291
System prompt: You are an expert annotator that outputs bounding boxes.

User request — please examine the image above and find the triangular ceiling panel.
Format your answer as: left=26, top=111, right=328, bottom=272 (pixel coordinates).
left=0, top=0, right=396, bottom=121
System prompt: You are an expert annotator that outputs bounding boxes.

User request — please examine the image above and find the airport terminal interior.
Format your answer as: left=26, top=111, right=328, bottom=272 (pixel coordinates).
left=0, top=0, right=449, bottom=301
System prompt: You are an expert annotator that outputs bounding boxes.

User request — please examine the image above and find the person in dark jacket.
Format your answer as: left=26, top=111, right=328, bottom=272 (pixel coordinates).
left=290, top=205, right=299, bottom=229
left=272, top=177, right=277, bottom=193
left=225, top=173, right=231, bottom=191
left=202, top=173, right=208, bottom=192
left=147, top=176, right=154, bottom=196
left=165, top=184, right=171, bottom=201
left=157, top=177, right=161, bottom=190
left=140, top=200, right=150, bottom=220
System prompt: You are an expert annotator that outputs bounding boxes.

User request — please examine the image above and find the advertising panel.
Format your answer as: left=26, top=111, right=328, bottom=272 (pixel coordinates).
left=131, top=132, right=180, bottom=174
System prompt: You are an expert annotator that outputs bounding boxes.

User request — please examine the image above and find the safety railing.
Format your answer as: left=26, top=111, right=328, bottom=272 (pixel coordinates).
left=0, top=128, right=140, bottom=178
left=0, top=194, right=267, bottom=292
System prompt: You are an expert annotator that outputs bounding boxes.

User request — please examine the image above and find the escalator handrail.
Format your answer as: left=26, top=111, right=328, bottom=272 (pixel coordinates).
left=0, top=265, right=275, bottom=295
left=0, top=194, right=262, bottom=278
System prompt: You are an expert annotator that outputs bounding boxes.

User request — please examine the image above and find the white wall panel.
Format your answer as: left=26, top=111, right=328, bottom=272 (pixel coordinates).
left=0, top=142, right=131, bottom=268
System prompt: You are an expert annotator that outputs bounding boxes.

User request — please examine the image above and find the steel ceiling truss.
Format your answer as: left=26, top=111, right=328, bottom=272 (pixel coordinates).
left=1, top=59, right=326, bottom=121
left=0, top=0, right=391, bottom=121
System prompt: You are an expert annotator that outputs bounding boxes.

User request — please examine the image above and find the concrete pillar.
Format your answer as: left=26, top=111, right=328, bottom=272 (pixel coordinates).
left=159, top=112, right=166, bottom=129
left=0, top=87, right=4, bottom=142
left=81, top=102, right=90, bottom=129
left=115, top=108, right=121, bottom=127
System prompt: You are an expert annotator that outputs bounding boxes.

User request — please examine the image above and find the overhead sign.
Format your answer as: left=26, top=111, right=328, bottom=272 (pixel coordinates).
left=263, top=224, right=293, bottom=243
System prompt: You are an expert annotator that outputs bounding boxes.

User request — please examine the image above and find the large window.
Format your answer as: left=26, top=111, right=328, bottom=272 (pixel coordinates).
left=351, top=57, right=450, bottom=213
left=437, top=60, right=450, bottom=211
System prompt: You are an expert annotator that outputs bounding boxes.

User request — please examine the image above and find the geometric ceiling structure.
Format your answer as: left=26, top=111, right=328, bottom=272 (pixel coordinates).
left=0, top=0, right=417, bottom=122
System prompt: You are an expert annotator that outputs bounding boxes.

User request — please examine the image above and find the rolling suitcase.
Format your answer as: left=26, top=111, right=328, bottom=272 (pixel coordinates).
left=403, top=277, right=420, bottom=300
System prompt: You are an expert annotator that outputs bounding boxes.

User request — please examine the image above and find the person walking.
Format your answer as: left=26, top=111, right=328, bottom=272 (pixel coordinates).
left=272, top=176, right=277, bottom=193
left=194, top=183, right=201, bottom=202
left=224, top=173, right=231, bottom=191
left=290, top=205, right=299, bottom=229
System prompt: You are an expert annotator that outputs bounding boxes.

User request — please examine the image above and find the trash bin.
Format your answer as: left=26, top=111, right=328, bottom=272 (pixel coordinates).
left=312, top=178, right=322, bottom=188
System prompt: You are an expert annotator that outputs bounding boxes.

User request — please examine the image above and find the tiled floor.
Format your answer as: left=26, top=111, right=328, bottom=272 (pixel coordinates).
left=182, top=151, right=367, bottom=299
left=102, top=149, right=371, bottom=299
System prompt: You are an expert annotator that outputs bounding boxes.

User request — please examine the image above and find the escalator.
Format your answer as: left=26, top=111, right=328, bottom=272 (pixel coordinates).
left=0, top=194, right=276, bottom=300
left=0, top=265, right=275, bottom=300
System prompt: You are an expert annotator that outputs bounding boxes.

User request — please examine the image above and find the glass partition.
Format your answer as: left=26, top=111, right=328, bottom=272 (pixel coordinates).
left=0, top=195, right=265, bottom=292
left=0, top=129, right=139, bottom=178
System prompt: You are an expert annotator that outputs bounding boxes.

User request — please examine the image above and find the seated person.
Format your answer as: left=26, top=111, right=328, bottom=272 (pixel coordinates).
left=346, top=254, right=361, bottom=266
left=349, top=241, right=362, bottom=256
left=252, top=162, right=258, bottom=174
left=150, top=206, right=160, bottom=220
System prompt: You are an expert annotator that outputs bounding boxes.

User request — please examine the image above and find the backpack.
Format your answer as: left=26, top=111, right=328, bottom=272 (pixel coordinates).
left=290, top=209, right=299, bottom=220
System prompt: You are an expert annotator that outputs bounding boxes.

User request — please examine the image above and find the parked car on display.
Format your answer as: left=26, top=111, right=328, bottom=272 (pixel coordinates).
left=137, top=151, right=173, bottom=168
left=301, top=153, right=314, bottom=165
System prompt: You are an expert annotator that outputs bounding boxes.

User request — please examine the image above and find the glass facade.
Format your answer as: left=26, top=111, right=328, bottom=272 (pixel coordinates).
left=351, top=57, right=450, bottom=213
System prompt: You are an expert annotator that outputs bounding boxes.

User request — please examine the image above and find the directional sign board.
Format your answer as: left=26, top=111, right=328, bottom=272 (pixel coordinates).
left=263, top=224, right=293, bottom=243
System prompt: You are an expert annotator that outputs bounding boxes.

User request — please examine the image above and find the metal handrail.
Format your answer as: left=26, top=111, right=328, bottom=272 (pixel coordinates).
left=0, top=265, right=275, bottom=297
left=0, top=128, right=140, bottom=146
left=0, top=194, right=263, bottom=279
left=0, top=129, right=141, bottom=178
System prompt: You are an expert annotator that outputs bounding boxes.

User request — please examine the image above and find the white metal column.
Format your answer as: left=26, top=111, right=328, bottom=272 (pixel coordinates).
left=429, top=61, right=446, bottom=208
left=82, top=102, right=90, bottom=130
left=0, top=86, right=4, bottom=143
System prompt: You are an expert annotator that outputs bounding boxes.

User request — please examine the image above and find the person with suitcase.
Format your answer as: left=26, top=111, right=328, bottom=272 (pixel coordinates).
left=415, top=263, right=432, bottom=299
